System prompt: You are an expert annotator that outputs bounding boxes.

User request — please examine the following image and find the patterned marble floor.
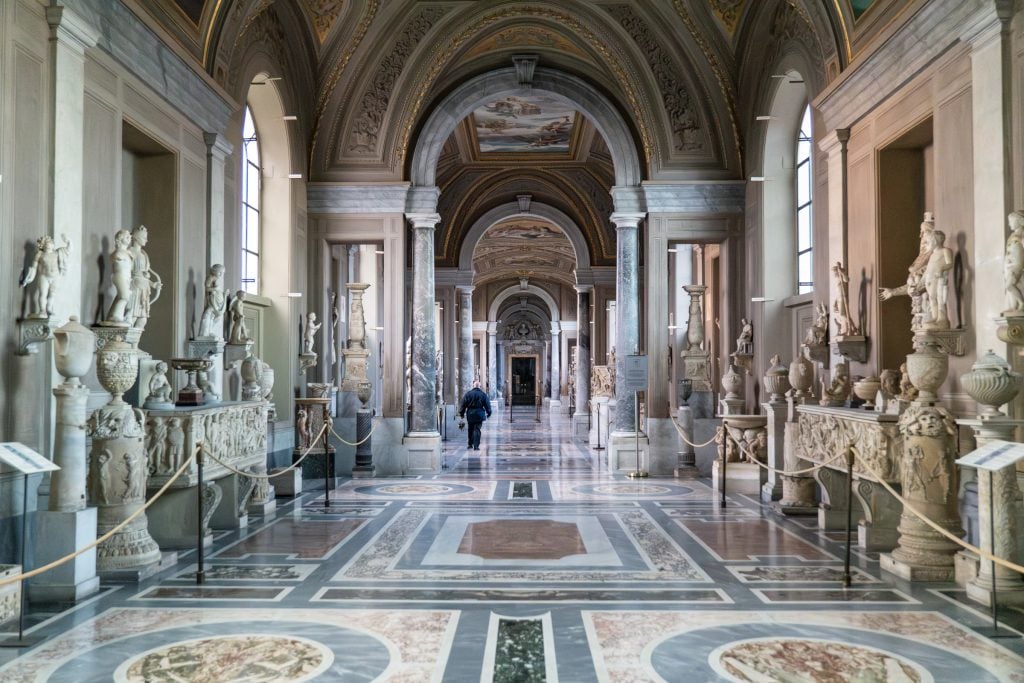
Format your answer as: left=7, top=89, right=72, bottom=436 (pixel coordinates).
left=2, top=404, right=1024, bottom=681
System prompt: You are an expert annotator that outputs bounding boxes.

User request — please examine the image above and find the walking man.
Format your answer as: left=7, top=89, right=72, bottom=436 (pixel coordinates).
left=459, top=380, right=492, bottom=450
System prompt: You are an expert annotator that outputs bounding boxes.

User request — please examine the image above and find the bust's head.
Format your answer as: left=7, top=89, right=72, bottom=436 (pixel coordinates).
left=132, top=225, right=148, bottom=245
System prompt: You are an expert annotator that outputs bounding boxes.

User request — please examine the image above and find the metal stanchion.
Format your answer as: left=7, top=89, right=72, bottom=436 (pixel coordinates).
left=720, top=437, right=727, bottom=509
left=594, top=406, right=604, bottom=451
left=627, top=390, right=648, bottom=478
left=322, top=406, right=332, bottom=509
left=843, top=447, right=854, bottom=588
left=196, top=445, right=205, bottom=586
left=535, top=393, right=540, bottom=423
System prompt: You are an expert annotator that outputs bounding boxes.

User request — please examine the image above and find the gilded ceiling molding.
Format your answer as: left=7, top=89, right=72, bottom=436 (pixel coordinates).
left=670, top=0, right=742, bottom=166
left=708, top=0, right=747, bottom=35
left=391, top=5, right=654, bottom=174
left=301, top=0, right=346, bottom=43
left=202, top=0, right=227, bottom=66
left=310, top=0, right=380, bottom=165
left=829, top=0, right=853, bottom=62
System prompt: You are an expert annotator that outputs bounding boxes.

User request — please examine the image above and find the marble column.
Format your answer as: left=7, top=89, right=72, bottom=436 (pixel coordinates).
left=359, top=246, right=381, bottom=412
left=487, top=322, right=498, bottom=399
left=959, top=419, right=1024, bottom=606
left=674, top=246, right=694, bottom=408
left=549, top=322, right=561, bottom=405
left=496, top=340, right=505, bottom=398
left=573, top=285, right=593, bottom=435
left=457, top=285, right=474, bottom=400
left=612, top=213, right=644, bottom=432
left=407, top=214, right=440, bottom=435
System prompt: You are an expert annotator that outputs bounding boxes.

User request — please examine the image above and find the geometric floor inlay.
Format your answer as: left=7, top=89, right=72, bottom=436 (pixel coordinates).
left=678, top=518, right=837, bottom=561
left=215, top=519, right=364, bottom=559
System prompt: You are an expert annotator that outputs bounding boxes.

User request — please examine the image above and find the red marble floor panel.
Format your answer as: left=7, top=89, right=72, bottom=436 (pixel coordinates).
left=217, top=519, right=364, bottom=559
left=458, top=520, right=587, bottom=560
left=679, top=519, right=835, bottom=561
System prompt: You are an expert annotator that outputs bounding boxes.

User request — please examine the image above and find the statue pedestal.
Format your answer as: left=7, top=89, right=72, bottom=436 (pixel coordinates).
left=589, top=396, right=610, bottom=447
left=608, top=430, right=650, bottom=474
left=224, top=340, right=254, bottom=401
left=680, top=350, right=713, bottom=393
left=294, top=397, right=335, bottom=483
left=761, top=400, right=787, bottom=502
left=269, top=467, right=302, bottom=496
left=146, top=483, right=220, bottom=550
left=15, top=317, right=58, bottom=355
left=713, top=461, right=763, bottom=495
left=352, top=408, right=375, bottom=478
left=833, top=335, right=869, bottom=363
left=403, top=431, right=441, bottom=474
left=29, top=509, right=99, bottom=602
left=719, top=397, right=745, bottom=416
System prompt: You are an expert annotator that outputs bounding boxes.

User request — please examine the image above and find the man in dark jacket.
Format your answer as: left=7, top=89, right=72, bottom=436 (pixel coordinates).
left=459, top=380, right=492, bottom=450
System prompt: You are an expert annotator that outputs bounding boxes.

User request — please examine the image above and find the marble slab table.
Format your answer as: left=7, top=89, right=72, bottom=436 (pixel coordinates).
left=143, top=401, right=269, bottom=549
left=795, top=405, right=903, bottom=551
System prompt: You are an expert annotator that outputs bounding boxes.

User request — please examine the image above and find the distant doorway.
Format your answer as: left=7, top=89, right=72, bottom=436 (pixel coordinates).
left=510, top=356, right=537, bottom=405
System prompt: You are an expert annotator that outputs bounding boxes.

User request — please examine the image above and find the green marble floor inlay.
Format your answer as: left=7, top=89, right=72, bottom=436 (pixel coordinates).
left=494, top=618, right=546, bottom=682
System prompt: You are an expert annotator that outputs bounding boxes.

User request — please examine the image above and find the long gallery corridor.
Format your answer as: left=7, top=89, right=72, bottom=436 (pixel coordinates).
left=2, top=405, right=1023, bottom=682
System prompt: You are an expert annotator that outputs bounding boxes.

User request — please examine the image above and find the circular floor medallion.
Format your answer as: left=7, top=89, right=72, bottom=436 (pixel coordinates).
left=358, top=483, right=474, bottom=496
left=572, top=482, right=692, bottom=497
left=115, top=634, right=333, bottom=683
left=709, top=637, right=930, bottom=683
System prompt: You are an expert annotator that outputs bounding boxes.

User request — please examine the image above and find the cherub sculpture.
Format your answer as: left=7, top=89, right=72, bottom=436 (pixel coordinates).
left=20, top=234, right=71, bottom=319
left=102, top=229, right=134, bottom=326
left=146, top=361, right=173, bottom=405
left=303, top=312, right=322, bottom=354
left=228, top=290, right=250, bottom=343
left=1002, top=211, right=1024, bottom=315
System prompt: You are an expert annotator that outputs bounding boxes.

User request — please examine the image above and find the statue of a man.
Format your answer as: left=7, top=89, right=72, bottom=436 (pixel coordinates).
left=227, top=291, right=250, bottom=344
left=735, top=318, right=753, bottom=355
left=880, top=212, right=935, bottom=331
left=197, top=264, right=227, bottom=339
left=923, top=230, right=953, bottom=330
left=102, top=229, right=135, bottom=326
left=20, top=234, right=71, bottom=319
left=127, top=225, right=162, bottom=331
left=1002, top=211, right=1024, bottom=316
left=303, top=312, right=322, bottom=354
left=831, top=261, right=859, bottom=336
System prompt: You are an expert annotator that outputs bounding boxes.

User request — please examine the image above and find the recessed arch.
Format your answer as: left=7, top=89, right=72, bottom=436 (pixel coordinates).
left=488, top=284, right=560, bottom=323
left=410, top=66, right=642, bottom=189
left=459, top=202, right=591, bottom=272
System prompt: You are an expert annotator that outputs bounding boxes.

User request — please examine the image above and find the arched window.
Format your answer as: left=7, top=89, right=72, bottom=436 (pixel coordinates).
left=796, top=105, right=813, bottom=294
left=241, top=106, right=260, bottom=294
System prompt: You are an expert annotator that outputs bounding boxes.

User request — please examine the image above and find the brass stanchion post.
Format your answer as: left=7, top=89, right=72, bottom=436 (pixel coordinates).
left=196, top=444, right=205, bottom=586
left=843, top=446, right=854, bottom=588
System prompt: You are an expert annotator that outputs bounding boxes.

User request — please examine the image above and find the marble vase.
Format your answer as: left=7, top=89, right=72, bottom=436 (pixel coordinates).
left=788, top=351, right=814, bottom=402
left=961, top=350, right=1023, bottom=419
left=88, top=330, right=162, bottom=572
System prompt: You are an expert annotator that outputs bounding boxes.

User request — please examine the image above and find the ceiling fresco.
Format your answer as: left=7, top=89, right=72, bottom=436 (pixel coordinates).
left=472, top=219, right=576, bottom=287
left=472, top=96, right=580, bottom=155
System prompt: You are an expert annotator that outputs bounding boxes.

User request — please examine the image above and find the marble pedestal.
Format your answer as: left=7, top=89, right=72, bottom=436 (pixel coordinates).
left=719, top=397, right=745, bottom=416
left=608, top=431, right=650, bottom=474
left=28, top=509, right=99, bottom=602
left=761, top=400, right=787, bottom=503
left=224, top=340, right=254, bottom=401
left=0, top=565, right=22, bottom=626
left=776, top=414, right=817, bottom=516
left=589, top=397, right=610, bottom=447
left=712, top=461, right=764, bottom=495
left=404, top=432, right=441, bottom=474
left=352, top=408, right=375, bottom=478
left=675, top=406, right=698, bottom=478
left=294, top=397, right=336, bottom=483
left=209, top=473, right=254, bottom=531
left=269, top=467, right=302, bottom=496
left=146, top=483, right=220, bottom=550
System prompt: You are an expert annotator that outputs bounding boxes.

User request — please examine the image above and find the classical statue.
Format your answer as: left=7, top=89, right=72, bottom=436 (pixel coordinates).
left=20, top=234, right=71, bottom=319
left=880, top=368, right=901, bottom=398
left=147, top=362, right=173, bottom=405
left=296, top=409, right=310, bottom=450
left=102, top=229, right=134, bottom=326
left=303, top=312, right=322, bottom=355
left=404, top=337, right=412, bottom=407
left=831, top=261, right=859, bottom=336
left=899, top=362, right=919, bottom=401
left=197, top=264, right=227, bottom=339
left=735, top=318, right=753, bottom=355
left=1002, top=211, right=1024, bottom=315
left=803, top=302, right=829, bottom=347
left=922, top=230, right=953, bottom=330
left=127, top=225, right=162, bottom=331
left=820, top=360, right=851, bottom=406
left=228, top=290, right=250, bottom=343
left=879, top=212, right=935, bottom=332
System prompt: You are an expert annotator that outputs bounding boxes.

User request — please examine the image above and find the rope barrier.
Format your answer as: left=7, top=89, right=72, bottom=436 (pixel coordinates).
left=730, top=434, right=847, bottom=476
left=0, top=446, right=199, bottom=588
left=851, top=446, right=1024, bottom=577
left=200, top=423, right=329, bottom=481
left=669, top=414, right=718, bottom=449
left=329, top=417, right=384, bottom=447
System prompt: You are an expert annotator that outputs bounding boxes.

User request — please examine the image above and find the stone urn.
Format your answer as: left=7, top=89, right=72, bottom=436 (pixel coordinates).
left=763, top=354, right=791, bottom=402
left=240, top=354, right=262, bottom=401
left=356, top=380, right=373, bottom=408
left=259, top=363, right=275, bottom=401
left=721, top=364, right=744, bottom=400
left=96, top=339, right=139, bottom=403
left=678, top=378, right=693, bottom=405
left=853, top=375, right=882, bottom=410
left=905, top=343, right=948, bottom=404
left=788, top=350, right=814, bottom=401
left=53, top=316, right=95, bottom=383
left=961, top=349, right=1023, bottom=418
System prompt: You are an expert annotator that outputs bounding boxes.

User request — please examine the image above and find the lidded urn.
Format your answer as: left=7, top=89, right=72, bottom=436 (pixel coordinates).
left=961, top=349, right=1023, bottom=418
left=53, top=315, right=95, bottom=383
left=763, top=354, right=791, bottom=402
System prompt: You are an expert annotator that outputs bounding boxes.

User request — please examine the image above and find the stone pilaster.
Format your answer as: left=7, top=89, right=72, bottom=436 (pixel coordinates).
left=487, top=322, right=498, bottom=399
left=761, top=400, right=787, bottom=502
left=778, top=397, right=817, bottom=515
left=550, top=322, right=561, bottom=405
left=203, top=132, right=232, bottom=270
left=457, top=285, right=474, bottom=400
left=407, top=214, right=440, bottom=435
left=573, top=285, right=593, bottom=436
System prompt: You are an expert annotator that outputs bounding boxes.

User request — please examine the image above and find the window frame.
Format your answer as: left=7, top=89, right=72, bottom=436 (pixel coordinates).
left=795, top=105, right=814, bottom=295
left=241, top=106, right=261, bottom=295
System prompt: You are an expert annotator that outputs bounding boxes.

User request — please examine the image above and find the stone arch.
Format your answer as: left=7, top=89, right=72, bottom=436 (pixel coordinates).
left=488, top=284, right=560, bottom=323
left=410, top=66, right=642, bottom=190
left=458, top=202, right=591, bottom=272
left=496, top=302, right=551, bottom=328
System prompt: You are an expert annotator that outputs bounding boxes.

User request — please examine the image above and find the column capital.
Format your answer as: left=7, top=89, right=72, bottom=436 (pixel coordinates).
left=574, top=283, right=594, bottom=295
left=406, top=213, right=441, bottom=229
left=818, top=128, right=850, bottom=155
left=487, top=321, right=499, bottom=334
left=456, top=285, right=475, bottom=295
left=610, top=212, right=646, bottom=229
left=203, top=131, right=234, bottom=159
left=47, top=6, right=100, bottom=53
left=550, top=321, right=561, bottom=335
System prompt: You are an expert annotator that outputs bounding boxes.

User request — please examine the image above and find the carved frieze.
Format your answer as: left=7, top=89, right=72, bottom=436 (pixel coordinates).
left=145, top=401, right=269, bottom=489
left=592, top=365, right=615, bottom=398
left=795, top=406, right=902, bottom=482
